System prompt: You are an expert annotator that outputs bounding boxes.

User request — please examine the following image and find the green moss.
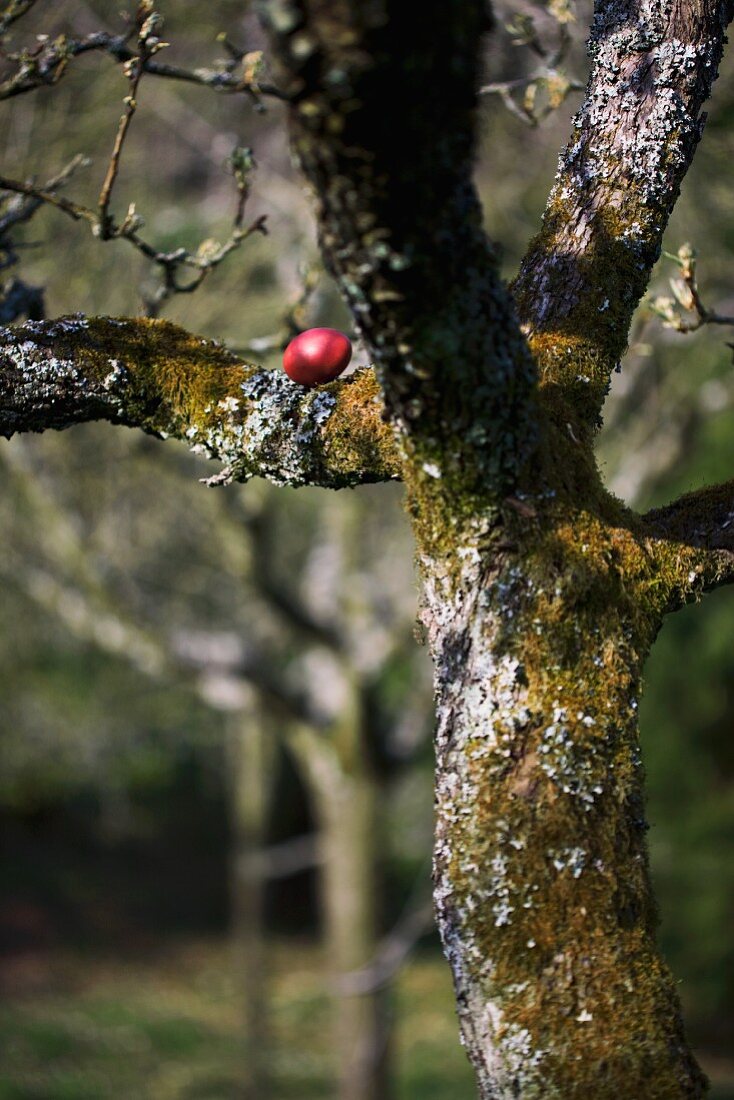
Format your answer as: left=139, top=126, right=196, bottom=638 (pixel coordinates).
left=320, top=368, right=402, bottom=483
left=79, top=316, right=254, bottom=435
left=437, top=507, right=707, bottom=1094
left=514, top=199, right=657, bottom=437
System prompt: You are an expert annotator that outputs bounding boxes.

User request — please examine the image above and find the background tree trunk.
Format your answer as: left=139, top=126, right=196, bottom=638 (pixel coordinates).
left=290, top=697, right=392, bottom=1100
left=228, top=708, right=276, bottom=1100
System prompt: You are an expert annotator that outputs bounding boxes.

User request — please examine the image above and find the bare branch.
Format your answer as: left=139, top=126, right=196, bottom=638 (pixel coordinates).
left=237, top=264, right=321, bottom=357
left=0, top=27, right=286, bottom=104
left=0, top=155, right=90, bottom=321
left=649, top=243, right=734, bottom=335
left=97, top=10, right=156, bottom=239
left=337, top=878, right=434, bottom=995
left=480, top=8, right=585, bottom=126
left=0, top=170, right=97, bottom=226
left=513, top=0, right=734, bottom=430
left=0, top=153, right=89, bottom=244
left=236, top=833, right=323, bottom=880
left=0, top=316, right=400, bottom=489
left=0, top=0, right=37, bottom=35
left=0, top=164, right=268, bottom=316
left=0, top=439, right=337, bottom=728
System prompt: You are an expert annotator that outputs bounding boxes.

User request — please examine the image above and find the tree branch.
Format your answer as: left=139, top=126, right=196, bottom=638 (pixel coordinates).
left=513, top=0, right=734, bottom=428
left=0, top=28, right=286, bottom=104
left=0, top=163, right=268, bottom=318
left=643, top=480, right=734, bottom=608
left=0, top=0, right=37, bottom=36
left=258, top=0, right=537, bottom=499
left=0, top=316, right=400, bottom=488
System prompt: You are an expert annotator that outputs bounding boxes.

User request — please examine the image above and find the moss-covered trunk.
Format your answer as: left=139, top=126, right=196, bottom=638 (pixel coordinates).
left=420, top=499, right=706, bottom=1098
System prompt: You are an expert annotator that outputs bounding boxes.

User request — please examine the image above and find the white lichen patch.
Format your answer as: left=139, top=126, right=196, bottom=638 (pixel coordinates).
left=518, top=0, right=727, bottom=336
left=197, top=369, right=338, bottom=487
left=548, top=846, right=587, bottom=879
left=538, top=712, right=606, bottom=810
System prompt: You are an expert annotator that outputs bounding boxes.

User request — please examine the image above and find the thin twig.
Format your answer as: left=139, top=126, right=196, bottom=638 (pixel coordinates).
left=0, top=28, right=287, bottom=103
left=0, top=152, right=88, bottom=238
left=234, top=264, right=322, bottom=357
left=0, top=0, right=37, bottom=35
left=0, top=169, right=268, bottom=316
left=0, top=7, right=269, bottom=315
left=650, top=245, right=734, bottom=335
left=480, top=10, right=584, bottom=125
left=98, top=49, right=148, bottom=236
left=0, top=172, right=97, bottom=225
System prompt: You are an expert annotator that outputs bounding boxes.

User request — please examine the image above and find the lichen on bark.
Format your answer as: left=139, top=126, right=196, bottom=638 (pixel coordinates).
left=0, top=315, right=400, bottom=488
left=421, top=490, right=709, bottom=1098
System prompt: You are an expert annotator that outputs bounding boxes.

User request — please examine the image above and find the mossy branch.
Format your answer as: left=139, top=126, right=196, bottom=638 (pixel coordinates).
left=513, top=0, right=733, bottom=430
left=0, top=316, right=401, bottom=488
left=643, top=481, right=734, bottom=609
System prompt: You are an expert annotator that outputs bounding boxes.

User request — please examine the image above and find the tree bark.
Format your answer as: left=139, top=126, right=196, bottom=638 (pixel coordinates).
left=0, top=317, right=399, bottom=488
left=256, top=1, right=734, bottom=1093
left=420, top=497, right=708, bottom=1098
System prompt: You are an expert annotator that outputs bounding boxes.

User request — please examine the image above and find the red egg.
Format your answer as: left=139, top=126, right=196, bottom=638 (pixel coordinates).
left=283, top=328, right=352, bottom=386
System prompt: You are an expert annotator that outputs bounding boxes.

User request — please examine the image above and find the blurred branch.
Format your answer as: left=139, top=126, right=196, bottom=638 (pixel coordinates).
left=238, top=265, right=322, bottom=357
left=0, top=0, right=38, bottom=35
left=0, top=19, right=286, bottom=105
left=0, top=275, right=43, bottom=320
left=0, top=160, right=268, bottom=317
left=0, top=316, right=401, bottom=489
left=237, top=833, right=323, bottom=880
left=337, top=874, right=434, bottom=995
left=480, top=3, right=584, bottom=126
left=649, top=243, right=734, bottom=337
left=0, top=154, right=89, bottom=321
left=0, top=443, right=324, bottom=722
left=220, top=494, right=345, bottom=650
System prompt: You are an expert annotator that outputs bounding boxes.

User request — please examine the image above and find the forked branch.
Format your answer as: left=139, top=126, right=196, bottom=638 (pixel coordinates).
left=260, top=0, right=537, bottom=498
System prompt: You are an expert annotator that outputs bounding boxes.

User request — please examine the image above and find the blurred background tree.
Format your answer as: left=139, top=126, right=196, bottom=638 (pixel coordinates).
left=0, top=2, right=732, bottom=1098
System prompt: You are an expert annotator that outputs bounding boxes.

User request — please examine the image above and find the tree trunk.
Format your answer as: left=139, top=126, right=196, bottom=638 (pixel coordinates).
left=228, top=710, right=276, bottom=1100
left=290, top=707, right=392, bottom=1100
left=422, top=503, right=707, bottom=1099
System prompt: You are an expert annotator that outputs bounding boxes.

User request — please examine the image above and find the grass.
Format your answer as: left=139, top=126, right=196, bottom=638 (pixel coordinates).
left=0, top=938, right=476, bottom=1099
